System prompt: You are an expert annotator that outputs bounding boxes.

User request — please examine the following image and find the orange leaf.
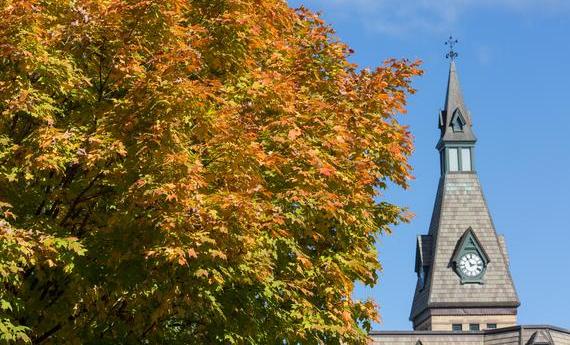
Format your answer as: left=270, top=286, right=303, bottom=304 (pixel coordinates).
left=319, top=166, right=333, bottom=176
left=288, top=128, right=301, bottom=140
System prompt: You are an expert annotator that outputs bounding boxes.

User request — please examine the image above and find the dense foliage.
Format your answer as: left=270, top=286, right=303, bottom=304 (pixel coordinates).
left=0, top=0, right=421, bottom=343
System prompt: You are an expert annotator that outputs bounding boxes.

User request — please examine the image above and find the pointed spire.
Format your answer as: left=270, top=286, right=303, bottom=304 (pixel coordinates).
left=438, top=61, right=476, bottom=144
left=444, top=61, right=467, bottom=122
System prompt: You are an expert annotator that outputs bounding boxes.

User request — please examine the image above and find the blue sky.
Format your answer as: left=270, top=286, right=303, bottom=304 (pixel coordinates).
left=289, top=0, right=570, bottom=331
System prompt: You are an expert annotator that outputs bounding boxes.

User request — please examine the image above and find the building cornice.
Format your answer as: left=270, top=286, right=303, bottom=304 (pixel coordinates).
left=370, top=324, right=570, bottom=337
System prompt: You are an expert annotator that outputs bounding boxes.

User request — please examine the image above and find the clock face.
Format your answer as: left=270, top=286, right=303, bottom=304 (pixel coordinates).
left=458, top=253, right=484, bottom=277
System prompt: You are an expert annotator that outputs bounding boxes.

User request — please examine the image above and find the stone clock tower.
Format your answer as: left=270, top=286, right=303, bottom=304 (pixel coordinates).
left=409, top=60, right=520, bottom=331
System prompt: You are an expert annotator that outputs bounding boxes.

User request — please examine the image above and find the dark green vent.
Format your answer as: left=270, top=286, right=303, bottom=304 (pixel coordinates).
left=450, top=108, right=466, bottom=132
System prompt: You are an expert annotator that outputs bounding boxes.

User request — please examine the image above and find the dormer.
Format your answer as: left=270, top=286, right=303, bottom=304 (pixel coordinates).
left=450, top=109, right=466, bottom=132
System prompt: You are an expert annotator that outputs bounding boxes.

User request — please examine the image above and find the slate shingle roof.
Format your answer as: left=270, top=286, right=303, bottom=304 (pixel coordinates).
left=438, top=61, right=477, bottom=144
left=410, top=173, right=520, bottom=321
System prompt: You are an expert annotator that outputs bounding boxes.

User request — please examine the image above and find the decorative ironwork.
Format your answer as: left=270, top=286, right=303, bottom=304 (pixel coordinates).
left=445, top=35, right=459, bottom=61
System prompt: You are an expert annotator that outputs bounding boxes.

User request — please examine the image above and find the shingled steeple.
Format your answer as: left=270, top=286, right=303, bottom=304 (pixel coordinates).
left=371, top=39, right=570, bottom=345
left=409, top=60, right=519, bottom=331
left=439, top=61, right=476, bottom=143
left=437, top=61, right=477, bottom=175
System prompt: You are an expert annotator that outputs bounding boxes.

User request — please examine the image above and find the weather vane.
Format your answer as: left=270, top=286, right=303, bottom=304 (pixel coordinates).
left=445, top=35, right=458, bottom=61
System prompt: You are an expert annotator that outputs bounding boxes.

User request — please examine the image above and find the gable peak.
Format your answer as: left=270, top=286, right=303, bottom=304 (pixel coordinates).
left=528, top=330, right=555, bottom=345
left=452, top=228, right=490, bottom=266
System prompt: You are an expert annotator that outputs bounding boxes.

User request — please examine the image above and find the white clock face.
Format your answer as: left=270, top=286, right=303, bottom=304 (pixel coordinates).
left=458, top=253, right=484, bottom=277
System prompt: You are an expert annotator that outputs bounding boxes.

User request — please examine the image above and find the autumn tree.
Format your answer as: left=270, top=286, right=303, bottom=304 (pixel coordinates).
left=0, top=0, right=421, bottom=343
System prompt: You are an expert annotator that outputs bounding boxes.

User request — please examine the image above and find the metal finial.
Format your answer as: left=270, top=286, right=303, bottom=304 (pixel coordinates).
left=445, top=35, right=459, bottom=61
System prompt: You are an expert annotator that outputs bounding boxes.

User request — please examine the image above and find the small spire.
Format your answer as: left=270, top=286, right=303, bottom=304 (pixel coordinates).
left=445, top=35, right=458, bottom=61
left=443, top=60, right=466, bottom=122
left=437, top=49, right=476, bottom=145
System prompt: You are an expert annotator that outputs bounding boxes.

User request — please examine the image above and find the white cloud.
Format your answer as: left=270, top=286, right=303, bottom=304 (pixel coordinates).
left=303, top=0, right=570, bottom=36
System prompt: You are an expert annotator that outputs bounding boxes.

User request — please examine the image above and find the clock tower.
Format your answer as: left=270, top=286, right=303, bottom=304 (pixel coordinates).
left=409, top=60, right=520, bottom=331
left=371, top=38, right=569, bottom=344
